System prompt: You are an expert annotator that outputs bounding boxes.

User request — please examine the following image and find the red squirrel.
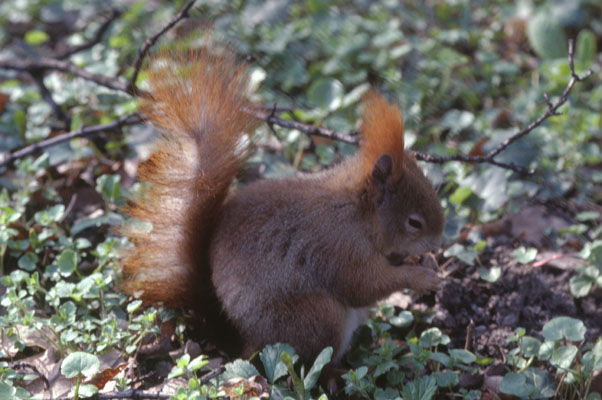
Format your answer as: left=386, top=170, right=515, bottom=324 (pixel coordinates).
left=121, top=48, right=445, bottom=364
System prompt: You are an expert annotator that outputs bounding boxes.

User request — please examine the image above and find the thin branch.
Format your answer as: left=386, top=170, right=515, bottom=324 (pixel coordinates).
left=0, top=2, right=196, bottom=97
left=253, top=39, right=592, bottom=175
left=57, top=9, right=122, bottom=59
left=250, top=108, right=359, bottom=144
left=0, top=113, right=141, bottom=167
left=0, top=57, right=133, bottom=94
left=128, top=0, right=197, bottom=92
left=11, top=363, right=49, bottom=390
left=199, top=365, right=225, bottom=384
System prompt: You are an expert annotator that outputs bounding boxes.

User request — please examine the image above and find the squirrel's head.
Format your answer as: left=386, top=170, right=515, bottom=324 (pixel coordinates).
left=359, top=91, right=445, bottom=265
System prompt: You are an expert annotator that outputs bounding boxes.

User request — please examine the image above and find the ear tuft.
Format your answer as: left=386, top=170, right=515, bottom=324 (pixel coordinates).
left=360, top=91, right=404, bottom=179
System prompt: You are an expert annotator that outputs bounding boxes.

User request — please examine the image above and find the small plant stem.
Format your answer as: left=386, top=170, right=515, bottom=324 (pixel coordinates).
left=517, top=356, right=534, bottom=373
left=45, top=324, right=66, bottom=358
left=0, top=243, right=6, bottom=275
left=583, top=376, right=593, bottom=399
left=72, top=373, right=81, bottom=400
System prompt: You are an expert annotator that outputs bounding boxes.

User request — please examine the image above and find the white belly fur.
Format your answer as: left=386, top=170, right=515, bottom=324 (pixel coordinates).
left=335, top=307, right=370, bottom=363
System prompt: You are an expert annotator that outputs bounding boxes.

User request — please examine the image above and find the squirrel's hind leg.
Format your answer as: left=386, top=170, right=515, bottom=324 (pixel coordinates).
left=240, top=294, right=348, bottom=364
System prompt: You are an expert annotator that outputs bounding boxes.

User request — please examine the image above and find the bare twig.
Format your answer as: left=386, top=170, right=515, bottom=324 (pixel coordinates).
left=0, top=57, right=133, bottom=94
left=128, top=0, right=197, bottom=92
left=57, top=9, right=122, bottom=59
left=250, top=108, right=359, bottom=144
left=0, top=113, right=141, bottom=167
left=0, top=1, right=195, bottom=97
left=200, top=365, right=225, bottom=384
left=410, top=39, right=593, bottom=174
left=250, top=39, right=593, bottom=175
left=11, top=363, right=50, bottom=390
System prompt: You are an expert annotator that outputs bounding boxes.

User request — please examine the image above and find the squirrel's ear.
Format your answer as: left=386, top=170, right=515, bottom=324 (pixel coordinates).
left=371, top=154, right=393, bottom=205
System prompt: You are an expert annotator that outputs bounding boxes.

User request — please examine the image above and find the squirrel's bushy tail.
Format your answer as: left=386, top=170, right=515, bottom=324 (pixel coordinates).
left=121, top=48, right=257, bottom=307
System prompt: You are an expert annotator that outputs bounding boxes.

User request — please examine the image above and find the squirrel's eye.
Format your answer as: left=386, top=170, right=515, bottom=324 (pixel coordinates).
left=406, top=213, right=425, bottom=232
left=408, top=217, right=423, bottom=229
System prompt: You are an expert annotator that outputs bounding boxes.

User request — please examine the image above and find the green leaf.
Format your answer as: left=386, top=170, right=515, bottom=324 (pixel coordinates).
left=520, top=336, right=542, bottom=358
left=500, top=372, right=531, bottom=398
left=576, top=211, right=600, bottom=222
left=449, top=349, right=476, bottom=364
left=188, top=355, right=208, bottom=372
left=550, top=345, right=578, bottom=370
left=449, top=186, right=472, bottom=207
left=429, top=352, right=451, bottom=367
left=420, top=327, right=448, bottom=348
left=575, top=29, right=597, bottom=69
left=400, top=375, right=437, bottom=400
left=581, top=338, right=602, bottom=374
left=0, top=383, right=16, bottom=400
left=25, top=30, right=50, bottom=45
left=259, top=343, right=298, bottom=383
left=513, top=247, right=537, bottom=264
left=127, top=300, right=143, bottom=314
left=74, top=384, right=98, bottom=398
left=478, top=266, right=501, bottom=283
left=443, top=243, right=477, bottom=266
left=96, top=174, right=121, bottom=205
left=570, top=274, right=593, bottom=298
left=527, top=10, right=568, bottom=59
left=47, top=204, right=65, bottom=221
left=281, top=352, right=305, bottom=399
left=541, top=316, right=586, bottom=342
left=57, top=249, right=78, bottom=277
left=538, top=341, right=555, bottom=361
left=307, top=78, right=344, bottom=111
left=18, top=252, right=38, bottom=271
left=517, top=368, right=556, bottom=398
left=433, top=370, right=458, bottom=388
left=221, top=359, right=259, bottom=380
left=61, top=352, right=100, bottom=378
left=303, top=346, right=333, bottom=391
left=390, top=310, right=413, bottom=328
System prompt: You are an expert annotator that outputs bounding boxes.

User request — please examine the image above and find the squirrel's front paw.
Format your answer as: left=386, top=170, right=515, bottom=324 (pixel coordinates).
left=408, top=266, right=441, bottom=293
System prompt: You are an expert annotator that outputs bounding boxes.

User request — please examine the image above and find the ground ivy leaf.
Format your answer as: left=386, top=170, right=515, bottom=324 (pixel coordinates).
left=18, top=252, right=38, bottom=271
left=550, top=345, right=578, bottom=370
left=221, top=359, right=260, bottom=380
left=61, top=352, right=100, bottom=378
left=479, top=266, right=501, bottom=283
left=259, top=343, right=297, bottom=383
left=449, top=349, right=477, bottom=364
left=304, top=346, right=333, bottom=391
left=433, top=370, right=458, bottom=388
left=390, top=310, right=413, bottom=328
left=513, top=247, right=538, bottom=264
left=570, top=274, right=593, bottom=298
left=542, top=316, right=586, bottom=342
left=399, top=375, right=437, bottom=400
left=57, top=249, right=78, bottom=277
left=500, top=372, right=531, bottom=398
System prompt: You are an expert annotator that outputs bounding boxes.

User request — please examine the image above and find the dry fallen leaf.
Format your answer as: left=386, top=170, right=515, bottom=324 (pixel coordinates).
left=220, top=376, right=269, bottom=399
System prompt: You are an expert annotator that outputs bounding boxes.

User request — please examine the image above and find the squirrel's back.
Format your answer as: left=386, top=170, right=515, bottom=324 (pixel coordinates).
left=120, top=48, right=257, bottom=309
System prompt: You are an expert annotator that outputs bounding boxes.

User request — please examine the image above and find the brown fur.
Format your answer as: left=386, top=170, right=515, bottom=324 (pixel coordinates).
left=122, top=49, right=445, bottom=364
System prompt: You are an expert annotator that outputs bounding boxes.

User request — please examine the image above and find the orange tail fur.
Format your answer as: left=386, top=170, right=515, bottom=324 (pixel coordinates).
left=120, top=48, right=257, bottom=307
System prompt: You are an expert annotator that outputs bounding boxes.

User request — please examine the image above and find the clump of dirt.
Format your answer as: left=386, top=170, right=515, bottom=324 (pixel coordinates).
left=431, top=233, right=601, bottom=358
